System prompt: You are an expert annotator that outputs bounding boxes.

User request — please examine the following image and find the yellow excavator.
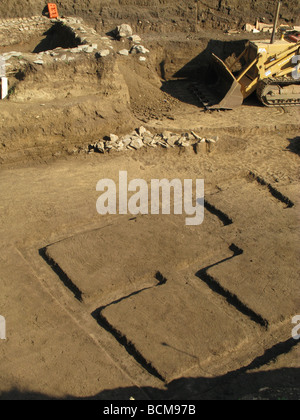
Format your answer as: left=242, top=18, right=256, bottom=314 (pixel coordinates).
left=197, top=0, right=300, bottom=109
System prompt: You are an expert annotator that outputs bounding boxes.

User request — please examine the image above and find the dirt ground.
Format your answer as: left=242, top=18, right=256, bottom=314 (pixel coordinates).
left=0, top=1, right=299, bottom=401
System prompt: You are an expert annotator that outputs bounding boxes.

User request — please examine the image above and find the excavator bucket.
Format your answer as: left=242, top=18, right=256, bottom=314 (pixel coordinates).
left=198, top=54, right=244, bottom=110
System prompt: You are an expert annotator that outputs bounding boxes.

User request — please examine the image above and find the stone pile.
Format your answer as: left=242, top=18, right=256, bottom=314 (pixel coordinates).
left=114, top=24, right=134, bottom=39
left=56, top=17, right=102, bottom=50
left=0, top=17, right=110, bottom=73
left=88, top=127, right=218, bottom=154
left=114, top=24, right=149, bottom=59
left=0, top=19, right=150, bottom=76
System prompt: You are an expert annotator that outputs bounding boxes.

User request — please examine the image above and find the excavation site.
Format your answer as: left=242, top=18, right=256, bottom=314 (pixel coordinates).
left=0, top=0, right=299, bottom=402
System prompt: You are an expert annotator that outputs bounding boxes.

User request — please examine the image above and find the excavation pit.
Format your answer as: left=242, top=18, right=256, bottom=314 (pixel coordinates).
left=0, top=18, right=82, bottom=54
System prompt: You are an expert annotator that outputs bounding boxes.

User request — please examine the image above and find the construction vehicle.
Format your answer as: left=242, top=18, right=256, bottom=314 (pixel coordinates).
left=197, top=0, right=300, bottom=109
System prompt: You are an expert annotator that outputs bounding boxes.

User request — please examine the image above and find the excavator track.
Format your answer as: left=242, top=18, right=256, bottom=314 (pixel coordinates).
left=257, top=77, right=300, bottom=107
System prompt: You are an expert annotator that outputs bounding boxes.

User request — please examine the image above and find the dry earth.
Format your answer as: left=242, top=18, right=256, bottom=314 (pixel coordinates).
left=0, top=0, right=299, bottom=401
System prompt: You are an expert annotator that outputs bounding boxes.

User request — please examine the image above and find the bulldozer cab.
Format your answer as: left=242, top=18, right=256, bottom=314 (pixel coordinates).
left=202, top=43, right=258, bottom=110
left=204, top=54, right=244, bottom=109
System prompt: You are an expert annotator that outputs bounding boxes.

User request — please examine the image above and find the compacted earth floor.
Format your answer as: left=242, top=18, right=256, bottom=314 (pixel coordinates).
left=0, top=101, right=299, bottom=399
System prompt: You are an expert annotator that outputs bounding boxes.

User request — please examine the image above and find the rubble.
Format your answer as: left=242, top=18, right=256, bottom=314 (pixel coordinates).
left=256, top=22, right=273, bottom=32
left=0, top=17, right=115, bottom=73
left=109, top=134, right=119, bottom=143
left=128, top=35, right=142, bottom=43
left=137, top=126, right=147, bottom=136
left=88, top=127, right=219, bottom=154
left=129, top=137, right=144, bottom=150
left=130, top=45, right=150, bottom=54
left=96, top=49, right=110, bottom=57
left=118, top=49, right=129, bottom=56
left=115, top=24, right=133, bottom=39
left=0, top=17, right=150, bottom=89
left=191, top=131, right=205, bottom=142
left=244, top=21, right=298, bottom=34
left=0, top=16, right=51, bottom=48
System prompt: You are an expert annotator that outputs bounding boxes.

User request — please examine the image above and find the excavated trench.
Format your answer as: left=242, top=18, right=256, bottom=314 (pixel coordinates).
left=148, top=36, right=261, bottom=111
left=155, top=38, right=247, bottom=81
left=0, top=21, right=81, bottom=54
left=0, top=1, right=299, bottom=400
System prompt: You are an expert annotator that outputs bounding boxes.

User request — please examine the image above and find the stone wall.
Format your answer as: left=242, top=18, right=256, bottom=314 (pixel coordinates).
left=0, top=16, right=51, bottom=48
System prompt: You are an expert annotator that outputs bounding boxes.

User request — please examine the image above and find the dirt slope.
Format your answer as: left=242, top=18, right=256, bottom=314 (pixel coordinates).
left=0, top=0, right=299, bottom=402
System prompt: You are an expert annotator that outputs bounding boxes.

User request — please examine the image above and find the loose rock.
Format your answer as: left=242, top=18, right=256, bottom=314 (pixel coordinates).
left=118, top=49, right=129, bottom=56
left=87, top=129, right=218, bottom=154
left=116, top=24, right=133, bottom=38
left=137, top=126, right=147, bottom=136
left=97, top=49, right=110, bottom=57
left=109, top=134, right=119, bottom=143
left=130, top=45, right=149, bottom=54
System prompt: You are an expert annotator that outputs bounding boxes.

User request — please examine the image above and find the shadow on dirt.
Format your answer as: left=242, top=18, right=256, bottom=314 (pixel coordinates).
left=1, top=366, right=299, bottom=400
left=287, top=137, right=300, bottom=155
left=160, top=38, right=263, bottom=109
left=1, top=338, right=299, bottom=400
